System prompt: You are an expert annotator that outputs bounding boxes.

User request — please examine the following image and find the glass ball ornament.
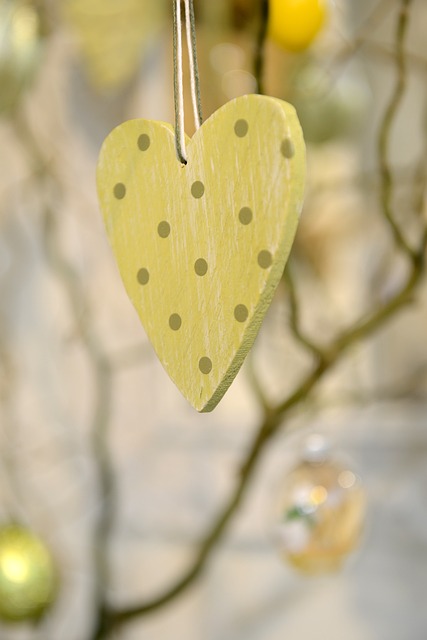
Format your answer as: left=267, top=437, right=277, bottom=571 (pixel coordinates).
left=0, top=524, right=58, bottom=622
left=268, top=0, right=328, bottom=52
left=288, top=58, right=370, bottom=145
left=0, top=0, right=47, bottom=115
left=273, top=437, right=366, bottom=574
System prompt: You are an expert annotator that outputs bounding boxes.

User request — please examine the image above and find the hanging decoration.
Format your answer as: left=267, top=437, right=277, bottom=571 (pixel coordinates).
left=0, top=524, right=58, bottom=622
left=268, top=0, right=328, bottom=52
left=273, top=436, right=366, bottom=574
left=63, top=0, right=166, bottom=92
left=97, top=0, right=306, bottom=412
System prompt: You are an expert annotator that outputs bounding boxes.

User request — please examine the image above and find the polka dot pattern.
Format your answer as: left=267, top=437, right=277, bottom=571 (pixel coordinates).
left=137, top=268, right=149, bottom=285
left=258, top=250, right=273, bottom=269
left=281, top=138, right=295, bottom=159
left=169, top=314, right=182, bottom=331
left=191, top=181, right=205, bottom=199
left=114, top=183, right=126, bottom=199
left=158, top=221, right=171, bottom=238
left=199, top=357, right=212, bottom=374
left=234, top=304, right=248, bottom=322
left=194, top=258, right=208, bottom=276
left=138, top=134, right=150, bottom=151
left=234, top=119, right=249, bottom=137
left=239, top=207, right=253, bottom=225
left=120, top=126, right=277, bottom=381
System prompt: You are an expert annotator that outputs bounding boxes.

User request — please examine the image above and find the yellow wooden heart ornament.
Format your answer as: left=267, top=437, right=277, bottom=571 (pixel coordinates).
left=97, top=94, right=306, bottom=411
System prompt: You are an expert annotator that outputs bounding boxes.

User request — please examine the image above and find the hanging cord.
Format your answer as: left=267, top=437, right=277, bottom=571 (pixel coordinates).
left=184, top=0, right=203, bottom=129
left=173, top=0, right=203, bottom=164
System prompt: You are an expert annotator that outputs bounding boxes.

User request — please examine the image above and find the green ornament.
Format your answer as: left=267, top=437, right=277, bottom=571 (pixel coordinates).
left=0, top=524, right=58, bottom=622
left=0, top=0, right=47, bottom=115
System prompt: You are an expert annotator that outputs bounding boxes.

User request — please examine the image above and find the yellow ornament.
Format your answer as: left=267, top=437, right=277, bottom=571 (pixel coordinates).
left=273, top=438, right=366, bottom=574
left=63, top=0, right=166, bottom=91
left=0, top=524, right=58, bottom=622
left=268, top=0, right=328, bottom=52
left=97, top=94, right=306, bottom=412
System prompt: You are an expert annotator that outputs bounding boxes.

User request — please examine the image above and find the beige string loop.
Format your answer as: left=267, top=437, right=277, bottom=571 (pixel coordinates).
left=173, top=0, right=203, bottom=164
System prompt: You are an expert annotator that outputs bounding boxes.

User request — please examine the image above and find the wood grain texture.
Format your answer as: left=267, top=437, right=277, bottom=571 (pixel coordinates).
left=97, top=94, right=306, bottom=411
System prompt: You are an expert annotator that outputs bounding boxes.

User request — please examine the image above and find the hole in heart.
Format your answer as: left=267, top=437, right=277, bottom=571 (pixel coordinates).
left=169, top=314, right=182, bottom=331
left=137, top=268, right=150, bottom=285
left=238, top=207, right=253, bottom=225
left=281, top=138, right=295, bottom=159
left=113, top=183, right=126, bottom=200
left=234, top=304, right=249, bottom=322
left=199, top=357, right=212, bottom=375
left=158, top=221, right=171, bottom=238
left=194, top=258, right=208, bottom=276
left=138, top=134, right=150, bottom=151
left=191, top=181, right=205, bottom=199
left=234, top=119, right=249, bottom=137
left=257, top=250, right=272, bottom=269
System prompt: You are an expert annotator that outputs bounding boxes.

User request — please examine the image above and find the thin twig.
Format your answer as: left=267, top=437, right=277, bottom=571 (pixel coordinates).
left=246, top=351, right=272, bottom=414
left=254, top=0, right=269, bottom=95
left=378, top=0, right=416, bottom=259
left=283, top=268, right=324, bottom=359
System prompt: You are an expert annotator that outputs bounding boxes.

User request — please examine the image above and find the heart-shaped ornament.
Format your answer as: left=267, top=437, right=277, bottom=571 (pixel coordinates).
left=97, top=94, right=306, bottom=411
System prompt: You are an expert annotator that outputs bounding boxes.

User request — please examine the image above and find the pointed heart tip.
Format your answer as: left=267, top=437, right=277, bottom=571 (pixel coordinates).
left=191, top=392, right=222, bottom=413
left=189, top=380, right=231, bottom=413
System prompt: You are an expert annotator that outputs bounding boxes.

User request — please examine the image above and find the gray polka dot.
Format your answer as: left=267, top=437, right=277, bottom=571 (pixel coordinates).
left=281, top=138, right=295, bottom=159
left=137, top=268, right=149, bottom=285
left=194, top=258, right=208, bottom=276
left=114, top=183, right=126, bottom=199
left=258, top=250, right=272, bottom=269
left=235, top=119, right=249, bottom=137
left=234, top=304, right=249, bottom=322
left=199, top=357, right=212, bottom=374
left=169, top=314, right=182, bottom=331
left=138, top=134, right=150, bottom=151
left=239, top=207, right=253, bottom=225
left=191, top=181, right=205, bottom=199
left=158, top=221, right=171, bottom=238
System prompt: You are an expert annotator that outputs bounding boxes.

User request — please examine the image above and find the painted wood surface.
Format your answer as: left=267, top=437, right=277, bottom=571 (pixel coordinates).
left=97, top=94, right=306, bottom=411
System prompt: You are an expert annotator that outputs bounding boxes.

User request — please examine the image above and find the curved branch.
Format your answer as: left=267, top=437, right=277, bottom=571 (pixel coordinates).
left=378, top=0, right=416, bottom=258
left=283, top=268, right=325, bottom=359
